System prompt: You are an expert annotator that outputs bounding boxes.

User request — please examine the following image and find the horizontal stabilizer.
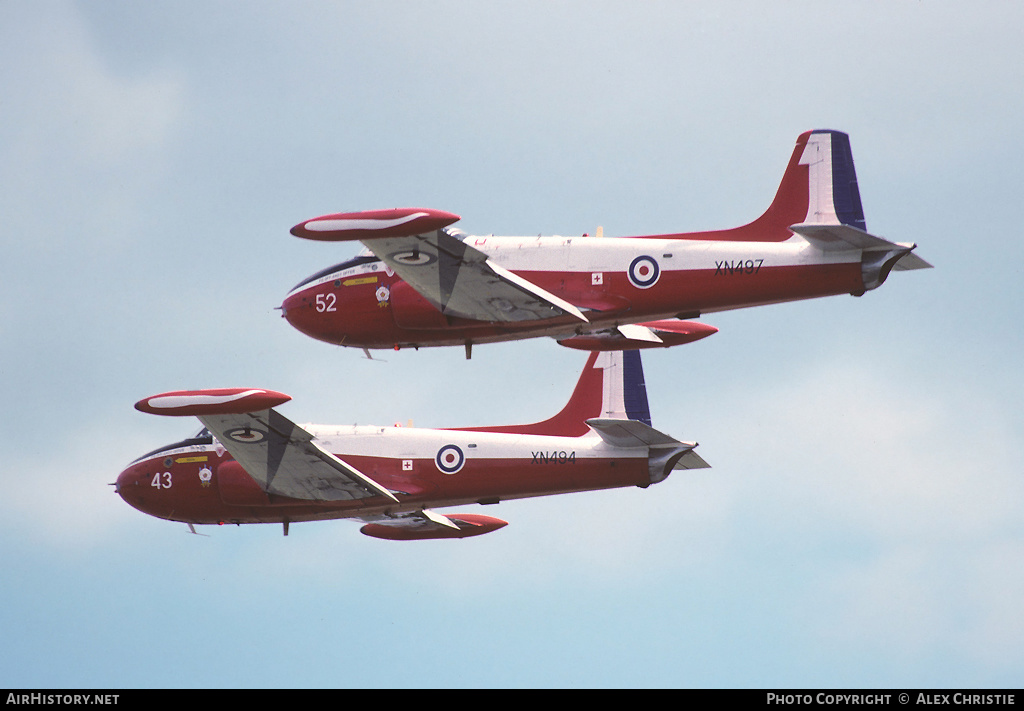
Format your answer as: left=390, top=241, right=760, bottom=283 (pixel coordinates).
left=790, top=222, right=931, bottom=267
left=893, top=251, right=933, bottom=271
left=587, top=417, right=710, bottom=473
left=791, top=222, right=932, bottom=277
left=670, top=449, right=711, bottom=471
left=586, top=417, right=688, bottom=448
left=791, top=222, right=899, bottom=251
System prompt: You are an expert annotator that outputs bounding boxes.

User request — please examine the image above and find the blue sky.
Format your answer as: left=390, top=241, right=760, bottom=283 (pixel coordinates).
left=2, top=0, right=1022, bottom=688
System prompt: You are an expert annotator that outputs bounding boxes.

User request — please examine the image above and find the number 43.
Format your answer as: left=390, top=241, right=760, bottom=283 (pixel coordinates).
left=151, top=472, right=172, bottom=489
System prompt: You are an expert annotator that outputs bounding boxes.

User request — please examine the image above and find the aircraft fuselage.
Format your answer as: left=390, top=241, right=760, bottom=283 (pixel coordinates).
left=282, top=234, right=864, bottom=349
left=117, top=424, right=651, bottom=526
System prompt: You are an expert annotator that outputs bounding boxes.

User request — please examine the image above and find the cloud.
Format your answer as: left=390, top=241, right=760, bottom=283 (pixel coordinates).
left=1, top=3, right=184, bottom=161
left=0, top=418, right=156, bottom=551
left=0, top=2, right=187, bottom=252
left=704, top=356, right=1024, bottom=673
left=704, top=356, right=1023, bottom=543
left=808, top=540, right=1024, bottom=678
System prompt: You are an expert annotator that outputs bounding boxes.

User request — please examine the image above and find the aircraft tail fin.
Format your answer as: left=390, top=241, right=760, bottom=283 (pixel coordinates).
left=460, top=350, right=650, bottom=437
left=782, top=131, right=932, bottom=288
left=596, top=350, right=651, bottom=425
left=765, top=129, right=867, bottom=232
left=694, top=129, right=866, bottom=242
left=769, top=130, right=932, bottom=289
left=793, top=129, right=867, bottom=231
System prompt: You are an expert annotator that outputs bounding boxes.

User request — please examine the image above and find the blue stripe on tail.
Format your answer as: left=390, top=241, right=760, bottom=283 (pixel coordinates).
left=820, top=130, right=867, bottom=231
left=622, top=350, right=652, bottom=426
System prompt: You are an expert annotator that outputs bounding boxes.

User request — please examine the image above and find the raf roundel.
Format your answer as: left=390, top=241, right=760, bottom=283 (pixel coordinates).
left=435, top=444, right=465, bottom=475
left=628, top=255, right=660, bottom=289
left=226, top=427, right=267, bottom=444
left=390, top=249, right=437, bottom=266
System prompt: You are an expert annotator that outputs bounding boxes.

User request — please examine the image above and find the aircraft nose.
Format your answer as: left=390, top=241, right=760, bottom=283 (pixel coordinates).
left=281, top=290, right=313, bottom=333
left=115, top=464, right=137, bottom=501
left=281, top=288, right=339, bottom=345
left=115, top=461, right=151, bottom=511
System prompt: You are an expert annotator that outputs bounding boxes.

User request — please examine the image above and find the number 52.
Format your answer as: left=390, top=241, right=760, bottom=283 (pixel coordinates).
left=315, top=293, right=336, bottom=313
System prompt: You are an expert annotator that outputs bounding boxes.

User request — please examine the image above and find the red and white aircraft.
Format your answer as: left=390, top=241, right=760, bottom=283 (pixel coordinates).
left=281, top=130, right=930, bottom=357
left=117, top=350, right=708, bottom=539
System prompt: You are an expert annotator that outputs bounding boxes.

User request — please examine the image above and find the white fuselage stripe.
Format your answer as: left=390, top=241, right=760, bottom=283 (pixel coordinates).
left=128, top=426, right=647, bottom=469
left=286, top=235, right=859, bottom=299
left=305, top=425, right=644, bottom=461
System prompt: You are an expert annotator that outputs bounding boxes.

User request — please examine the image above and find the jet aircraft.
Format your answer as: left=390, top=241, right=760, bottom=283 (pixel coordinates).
left=117, top=350, right=708, bottom=539
left=281, top=130, right=930, bottom=358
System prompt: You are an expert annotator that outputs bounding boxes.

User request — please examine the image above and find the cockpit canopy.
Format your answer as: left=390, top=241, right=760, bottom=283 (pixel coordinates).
left=289, top=252, right=381, bottom=292
left=130, top=426, right=214, bottom=464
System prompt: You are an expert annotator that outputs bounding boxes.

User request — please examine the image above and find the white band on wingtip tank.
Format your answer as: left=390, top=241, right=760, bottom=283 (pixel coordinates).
left=146, top=390, right=269, bottom=410
left=304, top=212, right=429, bottom=232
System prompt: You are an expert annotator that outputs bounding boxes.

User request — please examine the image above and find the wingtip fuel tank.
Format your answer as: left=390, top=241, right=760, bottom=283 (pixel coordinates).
left=290, top=207, right=461, bottom=242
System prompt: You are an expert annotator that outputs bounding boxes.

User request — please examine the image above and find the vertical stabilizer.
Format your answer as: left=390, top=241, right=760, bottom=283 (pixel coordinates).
left=786, top=131, right=931, bottom=290
left=797, top=130, right=867, bottom=230
left=585, top=351, right=710, bottom=480
left=596, top=350, right=652, bottom=425
left=673, top=129, right=868, bottom=242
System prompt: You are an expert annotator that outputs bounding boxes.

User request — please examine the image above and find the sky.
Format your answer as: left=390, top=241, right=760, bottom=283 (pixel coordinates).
left=1, top=0, right=1022, bottom=689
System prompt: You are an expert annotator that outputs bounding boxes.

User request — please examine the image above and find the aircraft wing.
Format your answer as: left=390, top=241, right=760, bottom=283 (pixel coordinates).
left=292, top=209, right=588, bottom=323
left=360, top=232, right=589, bottom=322
left=135, top=389, right=397, bottom=503
left=197, top=410, right=398, bottom=502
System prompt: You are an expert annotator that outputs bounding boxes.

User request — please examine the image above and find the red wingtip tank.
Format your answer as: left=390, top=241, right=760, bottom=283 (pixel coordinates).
left=134, top=388, right=292, bottom=416
left=557, top=320, right=718, bottom=351
left=360, top=514, right=508, bottom=540
left=290, top=207, right=461, bottom=242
